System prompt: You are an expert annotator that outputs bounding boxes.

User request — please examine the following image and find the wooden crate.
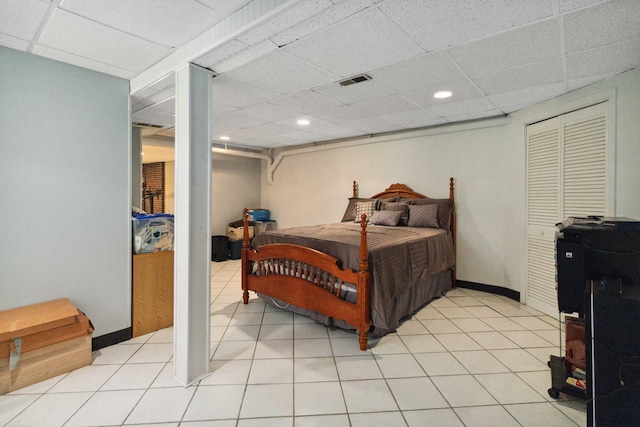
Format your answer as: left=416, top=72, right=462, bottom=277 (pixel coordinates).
left=0, top=298, right=93, bottom=394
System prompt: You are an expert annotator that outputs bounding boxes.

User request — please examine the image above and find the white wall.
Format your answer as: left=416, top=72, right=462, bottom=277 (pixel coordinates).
left=211, top=153, right=261, bottom=236
left=261, top=120, right=510, bottom=289
left=0, top=47, right=131, bottom=338
left=261, top=68, right=640, bottom=299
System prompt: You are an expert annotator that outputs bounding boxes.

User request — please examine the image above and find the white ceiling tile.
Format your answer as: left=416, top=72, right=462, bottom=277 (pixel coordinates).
left=31, top=44, right=136, bottom=79
left=564, top=0, right=640, bottom=53
left=276, top=129, right=327, bottom=142
left=379, top=108, right=441, bottom=126
left=212, top=38, right=278, bottom=74
left=566, top=71, right=619, bottom=92
left=238, top=103, right=301, bottom=122
left=558, top=0, right=610, bottom=13
left=399, top=117, right=449, bottom=130
left=441, top=109, right=505, bottom=123
left=566, top=38, right=640, bottom=80
left=196, top=0, right=252, bottom=15
left=310, top=123, right=362, bottom=138
left=488, top=83, right=566, bottom=111
left=38, top=9, right=171, bottom=72
left=311, top=105, right=371, bottom=123
left=349, top=95, right=419, bottom=116
left=237, top=0, right=334, bottom=45
left=245, top=122, right=297, bottom=136
left=270, top=0, right=372, bottom=47
left=380, top=0, right=553, bottom=52
left=0, top=0, right=49, bottom=40
left=312, top=79, right=396, bottom=104
left=212, top=111, right=271, bottom=131
left=223, top=49, right=339, bottom=94
left=213, top=128, right=266, bottom=142
left=132, top=100, right=175, bottom=127
left=211, top=75, right=280, bottom=108
left=59, top=0, right=225, bottom=48
left=213, top=103, right=239, bottom=117
left=271, top=90, right=342, bottom=114
left=340, top=117, right=398, bottom=133
left=284, top=7, right=424, bottom=77
left=273, top=116, right=333, bottom=130
left=368, top=51, right=465, bottom=93
left=404, top=78, right=484, bottom=109
left=193, top=39, right=248, bottom=68
left=472, top=57, right=564, bottom=95
left=0, top=34, right=31, bottom=51
left=449, top=19, right=561, bottom=77
left=429, top=97, right=498, bottom=118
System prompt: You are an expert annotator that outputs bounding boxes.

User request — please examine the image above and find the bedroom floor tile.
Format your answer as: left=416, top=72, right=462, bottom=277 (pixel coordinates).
left=4, top=260, right=584, bottom=427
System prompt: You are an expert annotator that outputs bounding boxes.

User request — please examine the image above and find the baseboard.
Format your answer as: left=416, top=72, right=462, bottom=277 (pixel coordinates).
left=456, top=280, right=520, bottom=302
left=92, top=327, right=132, bottom=351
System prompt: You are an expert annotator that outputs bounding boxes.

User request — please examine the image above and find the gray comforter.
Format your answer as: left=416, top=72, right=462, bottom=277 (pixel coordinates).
left=251, top=222, right=455, bottom=330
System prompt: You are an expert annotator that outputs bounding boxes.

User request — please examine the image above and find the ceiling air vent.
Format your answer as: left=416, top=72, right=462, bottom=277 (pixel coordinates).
left=339, top=74, right=372, bottom=87
left=132, top=122, right=163, bottom=129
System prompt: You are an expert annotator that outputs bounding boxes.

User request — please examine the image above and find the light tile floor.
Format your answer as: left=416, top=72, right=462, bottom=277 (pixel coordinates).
left=1, top=259, right=586, bottom=426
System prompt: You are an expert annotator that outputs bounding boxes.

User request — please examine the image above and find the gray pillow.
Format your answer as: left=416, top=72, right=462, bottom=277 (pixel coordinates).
left=408, top=204, right=439, bottom=228
left=370, top=210, right=402, bottom=226
left=409, top=198, right=451, bottom=229
left=380, top=201, right=409, bottom=226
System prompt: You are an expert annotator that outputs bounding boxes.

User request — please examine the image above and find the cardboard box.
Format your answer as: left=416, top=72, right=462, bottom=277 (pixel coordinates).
left=0, top=299, right=93, bottom=394
left=227, top=225, right=254, bottom=241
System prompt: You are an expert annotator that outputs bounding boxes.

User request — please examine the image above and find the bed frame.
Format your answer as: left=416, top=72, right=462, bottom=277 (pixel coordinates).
left=241, top=178, right=455, bottom=350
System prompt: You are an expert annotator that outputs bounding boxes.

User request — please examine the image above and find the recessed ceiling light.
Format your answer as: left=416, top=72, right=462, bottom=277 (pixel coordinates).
left=297, top=119, right=310, bottom=126
left=219, top=136, right=230, bottom=140
left=434, top=91, right=452, bottom=99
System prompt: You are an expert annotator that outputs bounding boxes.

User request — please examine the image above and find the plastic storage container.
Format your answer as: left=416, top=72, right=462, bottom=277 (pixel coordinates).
left=132, top=214, right=174, bottom=254
left=248, top=209, right=270, bottom=221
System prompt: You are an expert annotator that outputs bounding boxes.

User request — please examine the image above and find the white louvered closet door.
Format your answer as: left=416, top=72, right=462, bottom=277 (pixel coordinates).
left=526, top=102, right=611, bottom=316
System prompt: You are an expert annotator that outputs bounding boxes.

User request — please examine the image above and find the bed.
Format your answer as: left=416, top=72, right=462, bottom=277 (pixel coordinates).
left=240, top=179, right=456, bottom=350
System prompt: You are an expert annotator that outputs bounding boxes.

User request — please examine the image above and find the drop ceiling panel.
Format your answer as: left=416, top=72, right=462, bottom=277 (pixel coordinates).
left=0, top=0, right=50, bottom=40
left=270, top=0, right=372, bottom=47
left=311, top=105, right=371, bottom=123
left=472, top=57, right=564, bottom=96
left=238, top=103, right=301, bottom=122
left=211, top=76, right=280, bottom=108
left=449, top=19, right=561, bottom=77
left=566, top=38, right=640, bottom=79
left=31, top=44, right=137, bottom=79
left=237, top=0, right=333, bottom=45
left=38, top=9, right=171, bottom=72
left=223, top=50, right=338, bottom=95
left=59, top=0, right=225, bottom=47
left=404, top=78, right=484, bottom=109
left=349, top=95, right=419, bottom=116
left=0, top=34, right=31, bottom=51
left=429, top=97, right=499, bottom=118
left=284, top=7, right=425, bottom=77
left=312, top=79, right=396, bottom=104
left=210, top=39, right=278, bottom=74
left=213, top=111, right=271, bottom=131
left=379, top=108, right=441, bottom=126
left=341, top=117, right=398, bottom=133
left=195, top=0, right=253, bottom=15
left=193, top=39, right=248, bottom=69
left=369, top=51, right=465, bottom=93
left=564, top=0, right=640, bottom=53
left=245, top=122, right=298, bottom=136
left=488, top=83, right=566, bottom=111
left=380, top=0, right=553, bottom=52
left=310, top=123, right=362, bottom=138
left=271, top=91, right=342, bottom=114
left=558, top=0, right=610, bottom=13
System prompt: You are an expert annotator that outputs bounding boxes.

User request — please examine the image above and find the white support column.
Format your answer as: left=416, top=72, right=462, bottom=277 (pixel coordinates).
left=173, top=64, right=213, bottom=386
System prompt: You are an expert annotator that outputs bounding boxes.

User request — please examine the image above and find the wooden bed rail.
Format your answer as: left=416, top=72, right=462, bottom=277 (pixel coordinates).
left=241, top=209, right=372, bottom=350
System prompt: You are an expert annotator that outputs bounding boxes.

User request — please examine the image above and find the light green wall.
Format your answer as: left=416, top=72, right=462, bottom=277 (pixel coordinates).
left=0, top=46, right=131, bottom=338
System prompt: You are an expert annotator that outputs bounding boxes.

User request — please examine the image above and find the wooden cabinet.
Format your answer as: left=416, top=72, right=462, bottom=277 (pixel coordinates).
left=132, top=251, right=174, bottom=337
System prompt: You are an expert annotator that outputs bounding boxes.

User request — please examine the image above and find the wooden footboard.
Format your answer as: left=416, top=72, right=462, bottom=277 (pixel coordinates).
left=241, top=210, right=372, bottom=350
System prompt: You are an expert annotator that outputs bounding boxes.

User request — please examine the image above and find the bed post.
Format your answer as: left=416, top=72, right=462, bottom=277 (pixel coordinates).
left=357, top=214, right=371, bottom=351
left=242, top=208, right=250, bottom=304
left=449, top=177, right=456, bottom=288
left=352, top=180, right=358, bottom=198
